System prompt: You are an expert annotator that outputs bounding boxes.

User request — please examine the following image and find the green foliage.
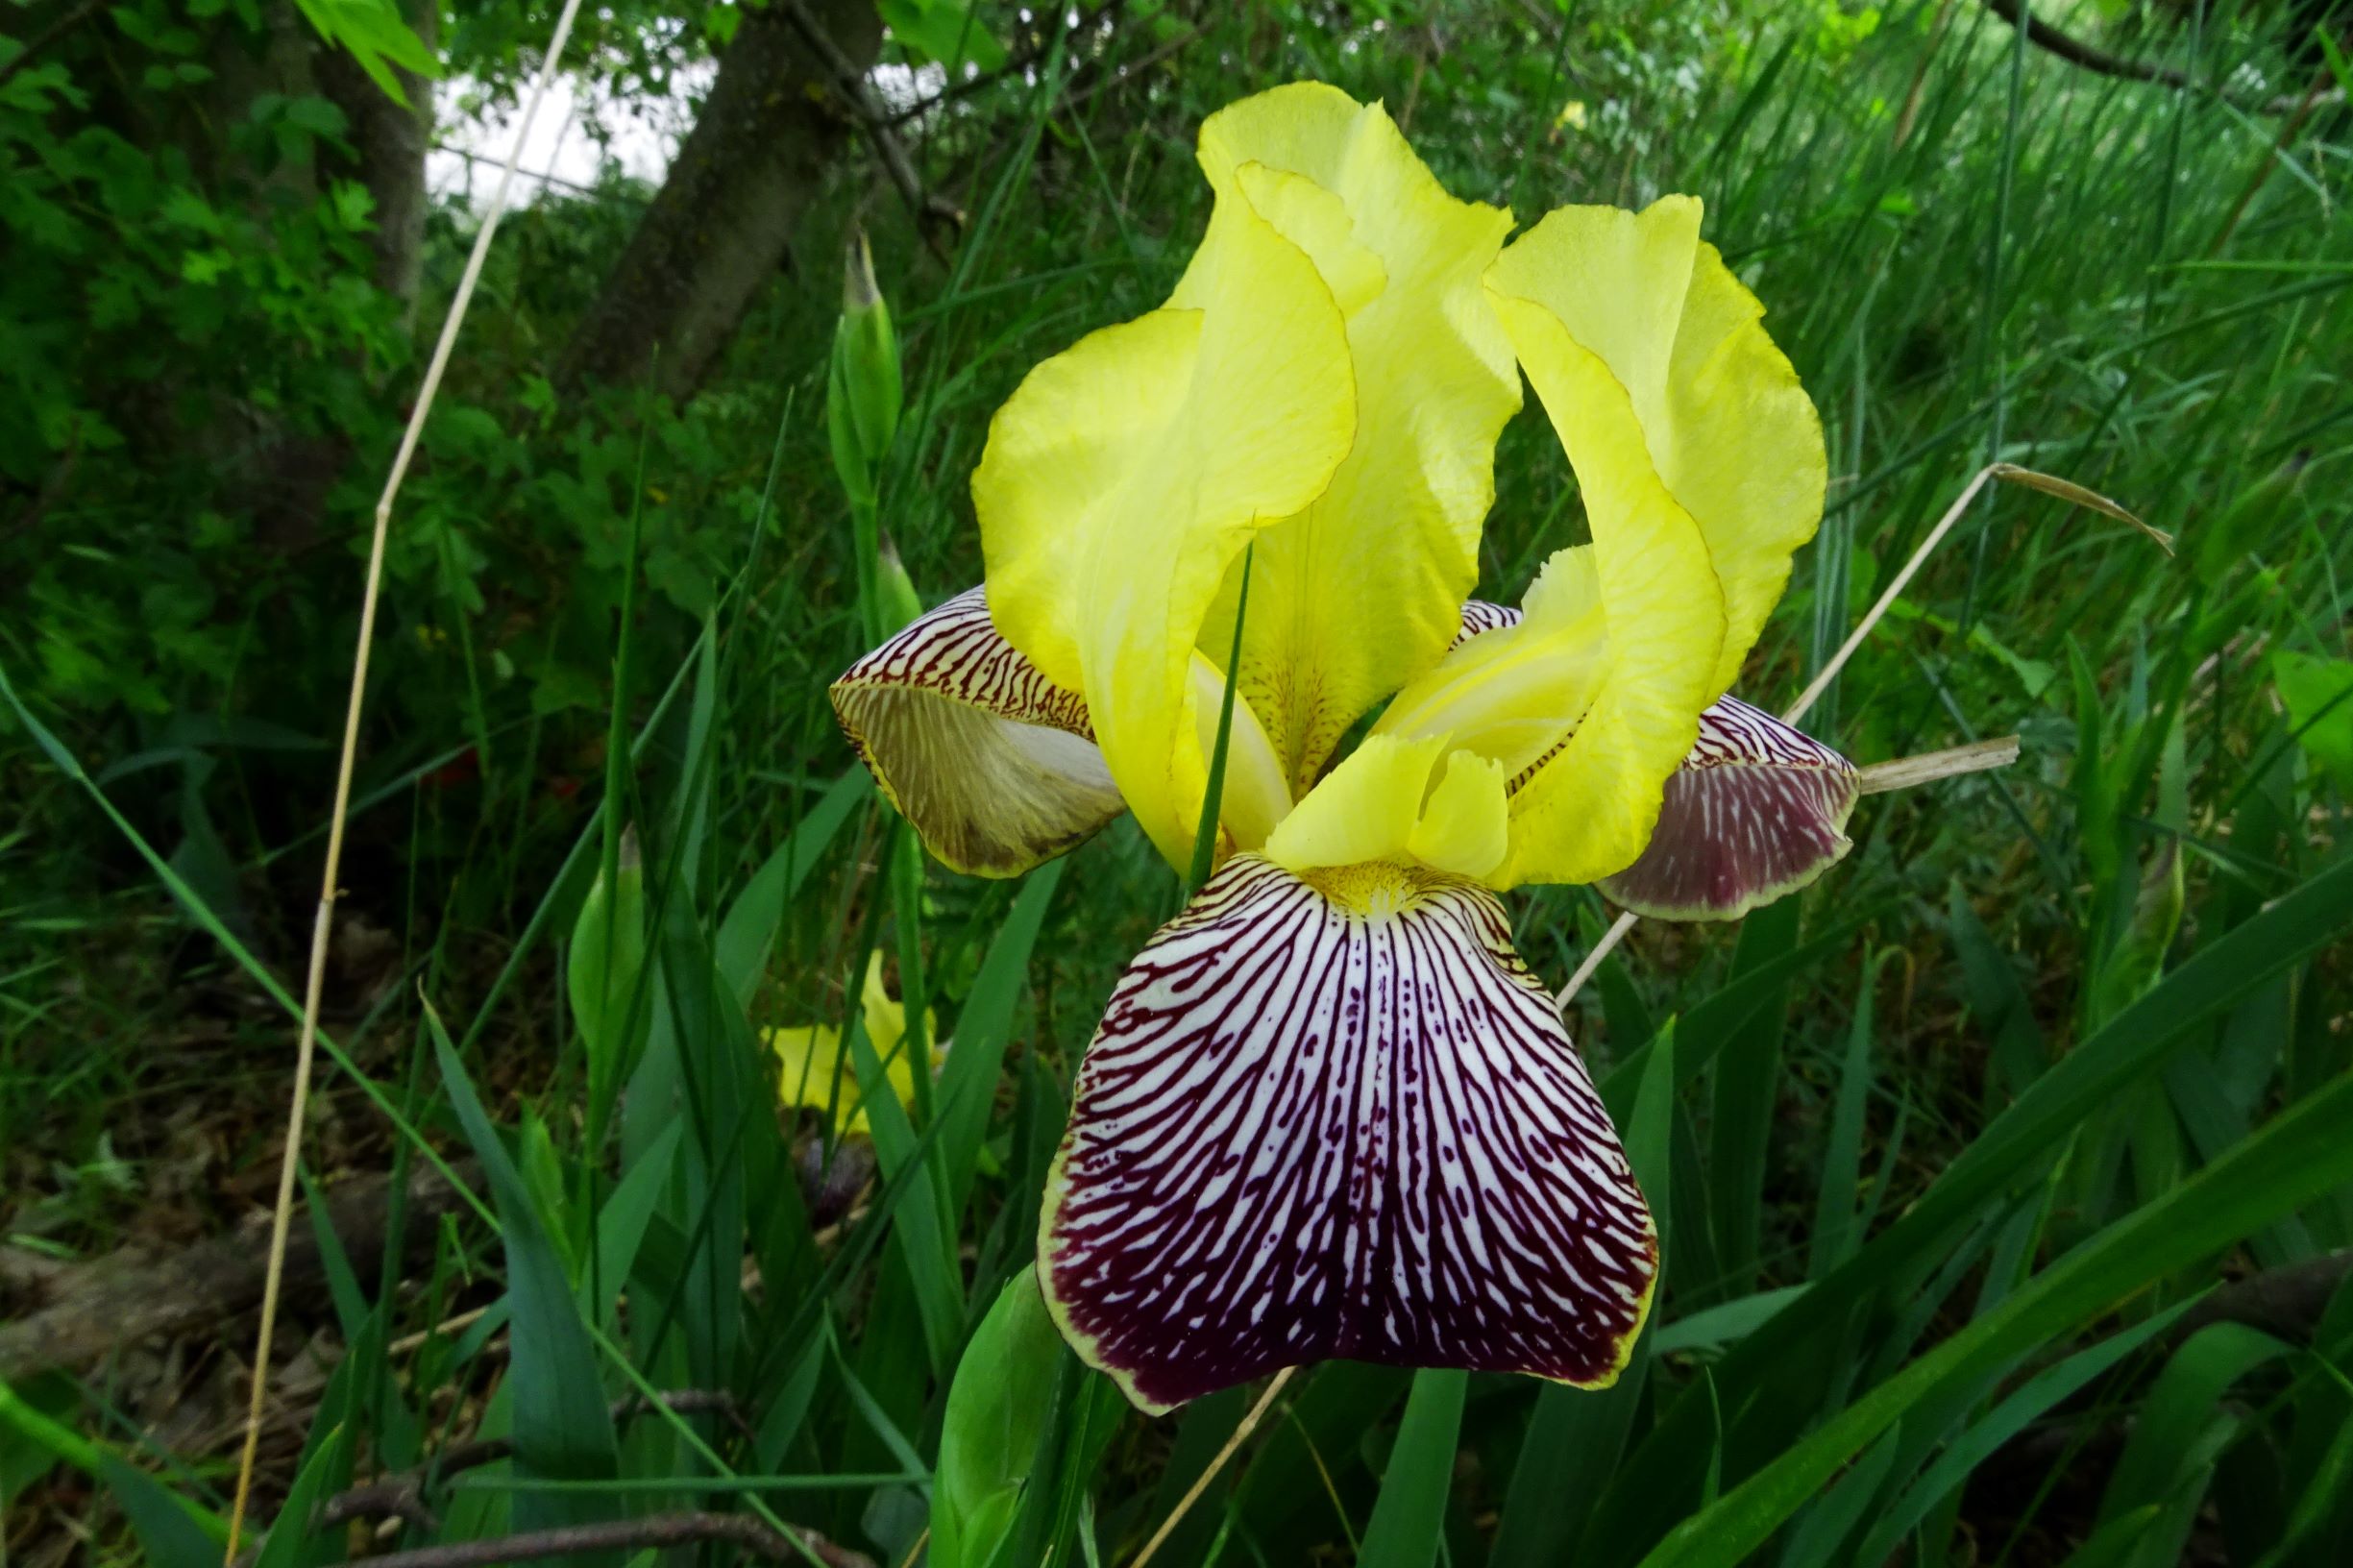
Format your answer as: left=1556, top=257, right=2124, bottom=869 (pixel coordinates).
left=289, top=0, right=440, bottom=104
left=568, top=829, right=649, bottom=1144
left=933, top=1269, right=1063, bottom=1568
left=2273, top=650, right=2353, bottom=790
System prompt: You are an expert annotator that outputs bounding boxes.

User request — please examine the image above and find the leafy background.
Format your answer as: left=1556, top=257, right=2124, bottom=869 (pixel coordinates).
left=3, top=0, right=2351, bottom=1564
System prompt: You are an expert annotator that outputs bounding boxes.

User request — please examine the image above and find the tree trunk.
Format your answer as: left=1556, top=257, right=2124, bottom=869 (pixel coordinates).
left=557, top=0, right=881, bottom=403
left=315, top=0, right=436, bottom=312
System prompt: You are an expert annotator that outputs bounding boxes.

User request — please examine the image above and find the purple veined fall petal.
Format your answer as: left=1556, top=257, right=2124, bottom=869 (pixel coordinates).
left=1452, top=597, right=1521, bottom=647
left=1597, top=695, right=1859, bottom=920
left=831, top=586, right=1125, bottom=878
left=1446, top=604, right=1857, bottom=916
left=1037, top=854, right=1657, bottom=1415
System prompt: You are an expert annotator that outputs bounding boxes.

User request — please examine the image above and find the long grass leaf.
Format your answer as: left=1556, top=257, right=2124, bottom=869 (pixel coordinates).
left=1639, top=1063, right=2353, bottom=1567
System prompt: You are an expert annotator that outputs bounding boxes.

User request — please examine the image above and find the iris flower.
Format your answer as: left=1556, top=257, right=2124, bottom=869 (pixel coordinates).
left=769, top=953, right=938, bottom=1138
left=833, top=85, right=1889, bottom=1414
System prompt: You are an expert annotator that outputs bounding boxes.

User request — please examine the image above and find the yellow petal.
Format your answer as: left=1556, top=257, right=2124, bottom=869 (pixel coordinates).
left=975, top=173, right=1356, bottom=869
left=1372, top=546, right=1608, bottom=785
left=772, top=1022, right=874, bottom=1137
left=1258, top=733, right=1508, bottom=884
left=1484, top=208, right=1732, bottom=888
left=1260, top=733, right=1445, bottom=873
left=1187, top=85, right=1523, bottom=795
left=1229, top=162, right=1386, bottom=319
left=1405, top=750, right=1510, bottom=881
left=773, top=955, right=930, bottom=1138
left=1189, top=651, right=1293, bottom=852
left=1662, top=241, right=1827, bottom=691
left=860, top=951, right=908, bottom=1057
left=1495, top=199, right=1824, bottom=697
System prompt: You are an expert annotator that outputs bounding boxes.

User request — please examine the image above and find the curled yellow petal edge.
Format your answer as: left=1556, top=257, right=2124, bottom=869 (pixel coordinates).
left=1482, top=203, right=1731, bottom=890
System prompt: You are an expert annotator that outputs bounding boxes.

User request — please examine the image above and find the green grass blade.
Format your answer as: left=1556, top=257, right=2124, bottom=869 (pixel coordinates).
left=1638, top=1063, right=2353, bottom=1568
left=1809, top=950, right=1885, bottom=1280
left=427, top=1003, right=622, bottom=1539
left=0, top=1376, right=228, bottom=1560
left=939, top=861, right=1064, bottom=1222
left=1188, top=542, right=1254, bottom=894
left=846, top=1008, right=967, bottom=1377
left=715, top=769, right=872, bottom=1008
left=1497, top=1024, right=1678, bottom=1568
left=2095, top=1322, right=2292, bottom=1550
left=1357, top=1367, right=1467, bottom=1568
left=1852, top=1302, right=2193, bottom=1565
left=250, top=1422, right=350, bottom=1568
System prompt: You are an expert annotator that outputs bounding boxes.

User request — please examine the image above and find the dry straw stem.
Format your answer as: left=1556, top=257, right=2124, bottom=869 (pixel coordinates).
left=1783, top=462, right=2165, bottom=729
left=221, top=0, right=590, bottom=1556
left=1126, top=1366, right=1298, bottom=1568
left=259, top=1513, right=874, bottom=1568
left=1557, top=462, right=2161, bottom=1013
left=1855, top=734, right=2022, bottom=796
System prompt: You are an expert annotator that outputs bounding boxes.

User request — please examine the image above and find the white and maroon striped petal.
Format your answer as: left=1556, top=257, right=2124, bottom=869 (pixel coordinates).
left=831, top=586, right=1124, bottom=877
left=1039, top=855, right=1656, bottom=1414
left=1452, top=598, right=1522, bottom=648
left=1598, top=695, right=1858, bottom=920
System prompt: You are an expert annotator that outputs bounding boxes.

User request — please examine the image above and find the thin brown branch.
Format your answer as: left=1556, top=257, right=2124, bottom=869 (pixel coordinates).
left=2174, top=1250, right=2353, bottom=1345
left=1128, top=1368, right=1296, bottom=1567
left=0, top=0, right=103, bottom=91
left=882, top=0, right=1130, bottom=127
left=2210, top=70, right=2337, bottom=256
left=225, top=0, right=591, bottom=1548
left=1978, top=0, right=2344, bottom=115
left=1855, top=735, right=2022, bottom=796
left=429, top=140, right=644, bottom=205
left=1892, top=0, right=1961, bottom=150
left=311, top=1391, right=751, bottom=1535
left=1059, top=21, right=1207, bottom=115
left=776, top=0, right=963, bottom=260
left=282, top=1512, right=874, bottom=1568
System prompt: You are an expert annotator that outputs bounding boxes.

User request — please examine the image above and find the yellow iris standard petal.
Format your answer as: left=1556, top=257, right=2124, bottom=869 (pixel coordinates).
left=1186, top=84, right=1523, bottom=796
left=1406, top=751, right=1510, bottom=881
left=771, top=956, right=933, bottom=1138
left=1259, top=734, right=1509, bottom=885
left=1498, top=199, right=1825, bottom=696
left=1372, top=546, right=1608, bottom=785
left=1660, top=240, right=1827, bottom=692
left=973, top=179, right=1357, bottom=869
left=1483, top=208, right=1731, bottom=889
left=1189, top=651, right=1293, bottom=852
left=1261, top=733, right=1446, bottom=874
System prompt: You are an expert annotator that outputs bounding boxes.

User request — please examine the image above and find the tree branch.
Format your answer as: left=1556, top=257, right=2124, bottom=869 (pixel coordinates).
left=881, top=0, right=1130, bottom=127
left=2173, top=1249, right=2353, bottom=1345
left=776, top=0, right=963, bottom=259
left=311, top=1390, right=752, bottom=1536
left=0, top=0, right=103, bottom=91
left=1978, top=0, right=2344, bottom=115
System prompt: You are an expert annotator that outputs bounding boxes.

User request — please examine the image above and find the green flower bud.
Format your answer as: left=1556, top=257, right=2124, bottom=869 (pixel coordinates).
left=830, top=228, right=902, bottom=472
